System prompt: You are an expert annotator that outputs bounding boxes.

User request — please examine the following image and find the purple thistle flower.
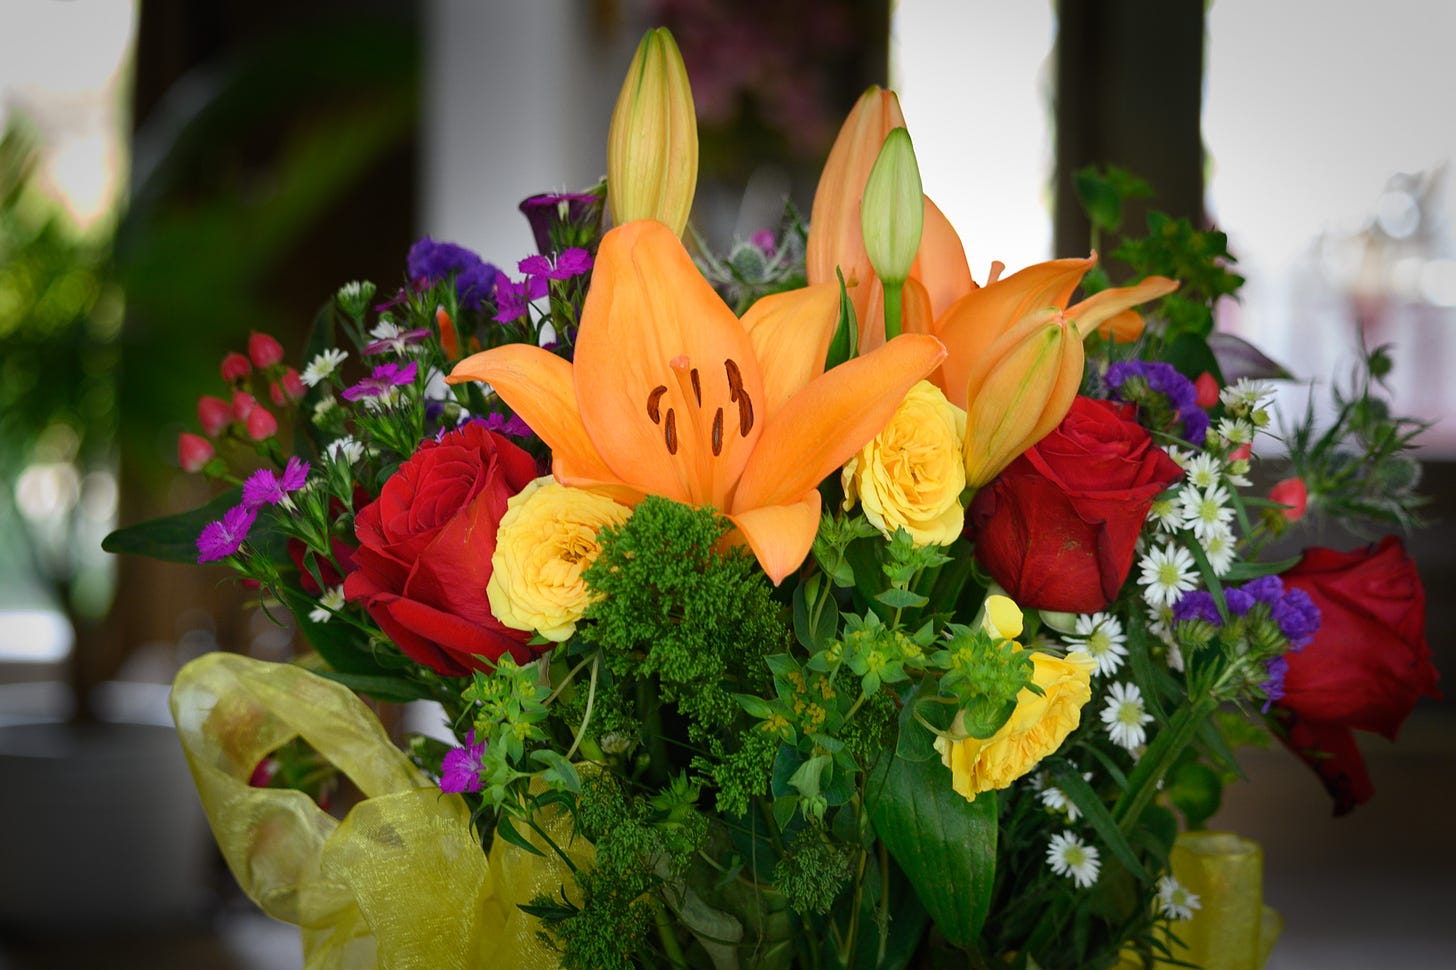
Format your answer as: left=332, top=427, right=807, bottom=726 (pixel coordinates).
left=342, top=361, right=418, bottom=402
left=1172, top=589, right=1221, bottom=625
left=241, top=456, right=311, bottom=510
left=1259, top=655, right=1290, bottom=712
left=363, top=327, right=432, bottom=356
left=1240, top=575, right=1285, bottom=606
left=439, top=731, right=486, bottom=794
left=1272, top=587, right=1321, bottom=648
left=751, top=228, right=777, bottom=257
left=197, top=504, right=259, bottom=563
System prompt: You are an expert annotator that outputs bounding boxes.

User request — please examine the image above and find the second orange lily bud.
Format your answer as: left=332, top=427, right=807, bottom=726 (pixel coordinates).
left=962, top=309, right=1084, bottom=489
left=607, top=28, right=698, bottom=237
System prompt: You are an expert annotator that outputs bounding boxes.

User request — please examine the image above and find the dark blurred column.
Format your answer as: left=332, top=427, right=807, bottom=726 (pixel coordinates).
left=1054, top=0, right=1204, bottom=257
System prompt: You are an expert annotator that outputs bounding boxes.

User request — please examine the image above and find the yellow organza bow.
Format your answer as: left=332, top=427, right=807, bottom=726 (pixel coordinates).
left=170, top=652, right=577, bottom=969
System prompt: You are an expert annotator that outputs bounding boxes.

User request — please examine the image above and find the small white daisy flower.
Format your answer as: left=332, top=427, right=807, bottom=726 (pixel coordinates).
left=1102, top=681, right=1153, bottom=752
left=308, top=586, right=346, bottom=624
left=1199, top=523, right=1237, bottom=576
left=1163, top=445, right=1196, bottom=469
left=369, top=318, right=403, bottom=340
left=327, top=435, right=365, bottom=465
left=1148, top=493, right=1183, bottom=533
left=1156, top=875, right=1202, bottom=921
left=1038, top=772, right=1093, bottom=820
left=1067, top=613, right=1128, bottom=678
left=312, top=395, right=338, bottom=421
left=1219, top=378, right=1274, bottom=416
left=1046, top=831, right=1101, bottom=888
left=1216, top=417, right=1254, bottom=446
left=1138, top=543, right=1198, bottom=608
left=302, top=349, right=349, bottom=387
left=1165, top=641, right=1185, bottom=672
left=1179, top=483, right=1233, bottom=541
left=1224, top=457, right=1253, bottom=488
left=1182, top=453, right=1223, bottom=490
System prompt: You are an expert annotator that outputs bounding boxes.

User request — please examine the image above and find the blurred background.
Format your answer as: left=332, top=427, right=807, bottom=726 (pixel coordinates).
left=0, top=1, right=1450, bottom=967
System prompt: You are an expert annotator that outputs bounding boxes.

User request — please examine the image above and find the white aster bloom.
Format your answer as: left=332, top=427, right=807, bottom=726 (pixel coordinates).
left=312, top=395, right=338, bottom=421
left=1139, top=543, right=1198, bottom=608
left=1219, top=378, right=1274, bottom=416
left=370, top=317, right=403, bottom=340
left=308, top=586, right=346, bottom=624
left=1179, top=483, right=1234, bottom=541
left=1216, top=417, right=1254, bottom=446
left=1148, top=493, right=1183, bottom=533
left=1157, top=875, right=1202, bottom=921
left=327, top=435, right=365, bottom=465
left=1224, top=458, right=1253, bottom=488
left=1046, top=831, right=1101, bottom=888
left=1200, top=523, right=1237, bottom=576
left=303, top=349, right=349, bottom=387
left=1102, top=681, right=1153, bottom=752
left=1038, top=772, right=1093, bottom=821
left=1163, top=445, right=1196, bottom=469
left=1182, top=453, right=1222, bottom=490
left=1067, top=613, right=1127, bottom=678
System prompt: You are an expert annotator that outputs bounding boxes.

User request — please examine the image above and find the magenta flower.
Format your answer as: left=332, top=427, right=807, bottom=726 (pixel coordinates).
left=197, top=504, right=259, bottom=563
left=242, top=456, right=311, bottom=509
left=363, top=327, right=432, bottom=356
left=342, top=361, right=418, bottom=401
left=492, top=275, right=549, bottom=323
left=439, top=731, right=486, bottom=794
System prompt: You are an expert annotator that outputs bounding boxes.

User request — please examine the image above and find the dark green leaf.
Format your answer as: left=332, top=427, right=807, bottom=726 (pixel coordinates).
left=875, top=587, right=928, bottom=610
left=277, top=584, right=394, bottom=677
left=1218, top=555, right=1302, bottom=581
left=103, top=487, right=244, bottom=563
left=311, top=668, right=434, bottom=704
left=1165, top=760, right=1222, bottom=829
left=825, top=267, right=859, bottom=370
left=1048, top=760, right=1146, bottom=880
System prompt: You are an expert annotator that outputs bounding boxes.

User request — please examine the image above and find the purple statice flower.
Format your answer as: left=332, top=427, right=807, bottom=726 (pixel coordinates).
left=242, top=456, right=311, bottom=510
left=478, top=411, right=533, bottom=439
left=197, top=504, right=259, bottom=564
left=363, top=327, right=432, bottom=356
left=1172, top=589, right=1221, bottom=625
left=1224, top=586, right=1256, bottom=617
left=493, top=274, right=549, bottom=323
left=1272, top=587, right=1321, bottom=648
left=342, top=361, right=418, bottom=402
left=1259, top=655, right=1290, bottom=712
left=406, top=237, right=500, bottom=311
left=1240, top=575, right=1285, bottom=606
left=519, top=191, right=603, bottom=256
left=439, top=731, right=486, bottom=794
left=1106, top=360, right=1208, bottom=446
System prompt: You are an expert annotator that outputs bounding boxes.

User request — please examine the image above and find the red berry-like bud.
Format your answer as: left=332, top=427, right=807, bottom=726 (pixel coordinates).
left=270, top=367, right=307, bottom=406
left=220, top=352, right=252, bottom=382
left=248, top=331, right=285, bottom=369
left=178, top=432, right=215, bottom=472
left=246, top=406, right=279, bottom=441
left=248, top=757, right=279, bottom=788
left=232, top=390, right=258, bottom=421
left=1194, top=371, right=1220, bottom=409
left=1269, top=477, right=1309, bottom=521
left=197, top=395, right=232, bottom=436
left=1229, top=442, right=1253, bottom=463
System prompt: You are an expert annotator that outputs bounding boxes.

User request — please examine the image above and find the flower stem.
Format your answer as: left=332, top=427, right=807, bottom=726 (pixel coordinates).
left=883, top=280, right=904, bottom=340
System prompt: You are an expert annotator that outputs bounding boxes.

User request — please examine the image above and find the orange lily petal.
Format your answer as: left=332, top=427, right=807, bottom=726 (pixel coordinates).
left=733, top=333, right=947, bottom=511
left=447, top=344, right=620, bottom=487
left=574, top=220, right=764, bottom=509
left=1065, top=275, right=1179, bottom=337
left=726, top=491, right=822, bottom=586
left=911, top=196, right=975, bottom=318
left=934, top=256, right=1096, bottom=408
left=740, top=283, right=840, bottom=422
left=1095, top=308, right=1145, bottom=342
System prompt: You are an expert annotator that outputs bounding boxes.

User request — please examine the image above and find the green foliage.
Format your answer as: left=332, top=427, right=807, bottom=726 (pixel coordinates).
left=773, top=830, right=852, bottom=915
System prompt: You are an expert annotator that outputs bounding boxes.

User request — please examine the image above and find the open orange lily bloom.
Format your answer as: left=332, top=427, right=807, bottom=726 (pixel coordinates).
left=447, top=220, right=947, bottom=584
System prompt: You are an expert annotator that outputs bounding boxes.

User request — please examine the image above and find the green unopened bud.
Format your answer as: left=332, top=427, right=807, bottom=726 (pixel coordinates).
left=859, top=127, right=923, bottom=287
left=607, top=28, right=699, bottom=236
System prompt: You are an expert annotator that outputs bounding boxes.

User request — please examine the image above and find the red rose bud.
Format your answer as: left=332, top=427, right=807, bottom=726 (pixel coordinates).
left=197, top=395, right=233, bottom=436
left=246, top=406, right=279, bottom=440
left=1269, top=476, right=1309, bottom=521
left=220, top=351, right=252, bottom=382
left=270, top=367, right=307, bottom=406
left=1194, top=371, right=1220, bottom=409
left=232, top=390, right=258, bottom=421
left=248, top=331, right=285, bottom=369
left=178, top=432, right=215, bottom=472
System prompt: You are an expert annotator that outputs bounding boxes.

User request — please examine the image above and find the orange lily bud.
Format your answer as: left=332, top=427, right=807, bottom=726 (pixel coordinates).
left=962, top=309, right=1084, bottom=489
left=860, top=128, right=923, bottom=287
left=607, top=28, right=698, bottom=236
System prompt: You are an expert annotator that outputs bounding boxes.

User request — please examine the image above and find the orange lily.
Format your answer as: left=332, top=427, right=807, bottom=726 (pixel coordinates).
left=447, top=220, right=947, bottom=584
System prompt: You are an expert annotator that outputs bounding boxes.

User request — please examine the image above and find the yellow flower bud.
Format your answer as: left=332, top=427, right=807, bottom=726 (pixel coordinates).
left=487, top=478, right=632, bottom=642
left=607, top=28, right=699, bottom=236
left=962, top=308, right=1084, bottom=489
left=977, top=593, right=1024, bottom=642
left=842, top=380, right=966, bottom=546
left=935, top=650, right=1095, bottom=800
left=859, top=127, right=923, bottom=287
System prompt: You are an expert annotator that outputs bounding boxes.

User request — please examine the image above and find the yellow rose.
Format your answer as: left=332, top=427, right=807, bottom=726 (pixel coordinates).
left=487, top=478, right=632, bottom=642
left=935, top=650, right=1095, bottom=800
left=842, top=379, right=967, bottom=546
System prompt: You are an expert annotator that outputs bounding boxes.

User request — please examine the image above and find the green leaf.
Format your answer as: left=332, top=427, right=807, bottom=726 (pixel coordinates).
left=311, top=668, right=434, bottom=704
left=825, top=267, right=859, bottom=369
left=1164, top=760, right=1222, bottom=828
left=866, top=751, right=996, bottom=946
left=1047, top=760, right=1147, bottom=880
left=277, top=584, right=393, bottom=677
left=1219, top=555, right=1301, bottom=581
left=102, top=487, right=244, bottom=563
left=792, top=578, right=840, bottom=650
left=1075, top=168, right=1124, bottom=234
left=875, top=587, right=928, bottom=610
left=495, top=813, right=545, bottom=857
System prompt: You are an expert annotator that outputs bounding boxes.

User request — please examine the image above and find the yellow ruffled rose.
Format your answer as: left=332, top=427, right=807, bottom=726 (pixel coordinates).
left=935, top=649, right=1095, bottom=800
left=487, top=478, right=632, bottom=642
left=842, top=379, right=967, bottom=545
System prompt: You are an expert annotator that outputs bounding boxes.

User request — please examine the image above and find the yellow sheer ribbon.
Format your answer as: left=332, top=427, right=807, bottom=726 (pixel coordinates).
left=170, top=652, right=578, bottom=969
left=1117, top=831, right=1281, bottom=969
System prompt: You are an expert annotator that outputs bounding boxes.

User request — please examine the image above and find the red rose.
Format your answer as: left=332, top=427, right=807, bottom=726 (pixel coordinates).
left=968, top=396, right=1183, bottom=613
left=344, top=422, right=539, bottom=675
left=1274, top=536, right=1440, bottom=814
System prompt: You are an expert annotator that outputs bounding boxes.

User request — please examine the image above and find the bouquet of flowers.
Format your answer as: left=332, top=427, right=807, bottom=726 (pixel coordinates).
left=107, top=27, right=1439, bottom=970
